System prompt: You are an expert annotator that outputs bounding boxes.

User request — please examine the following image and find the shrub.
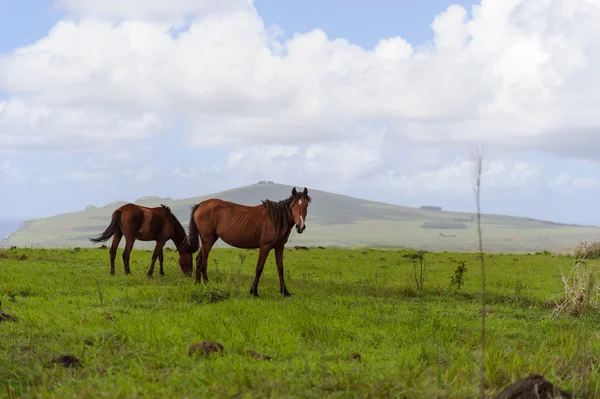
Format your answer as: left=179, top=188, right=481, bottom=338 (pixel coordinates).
left=552, top=260, right=599, bottom=318
left=449, top=258, right=468, bottom=291
left=420, top=222, right=469, bottom=230
left=572, top=239, right=600, bottom=259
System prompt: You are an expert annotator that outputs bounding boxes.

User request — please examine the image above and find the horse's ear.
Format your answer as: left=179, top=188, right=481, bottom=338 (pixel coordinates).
left=292, top=187, right=297, bottom=196
left=303, top=187, right=308, bottom=195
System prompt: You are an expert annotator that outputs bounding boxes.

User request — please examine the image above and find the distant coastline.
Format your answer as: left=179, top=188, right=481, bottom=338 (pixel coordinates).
left=0, top=218, right=24, bottom=241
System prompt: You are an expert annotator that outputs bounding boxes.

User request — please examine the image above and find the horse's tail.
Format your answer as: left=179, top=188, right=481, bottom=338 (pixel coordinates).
left=89, top=210, right=122, bottom=244
left=187, top=204, right=201, bottom=253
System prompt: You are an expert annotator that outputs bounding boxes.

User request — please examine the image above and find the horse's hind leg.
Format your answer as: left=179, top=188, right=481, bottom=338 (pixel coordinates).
left=109, top=231, right=123, bottom=275
left=147, top=239, right=166, bottom=278
left=122, top=238, right=135, bottom=275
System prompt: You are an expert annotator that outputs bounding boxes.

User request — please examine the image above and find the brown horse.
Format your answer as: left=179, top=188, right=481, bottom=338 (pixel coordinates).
left=187, top=187, right=311, bottom=297
left=89, top=203, right=194, bottom=277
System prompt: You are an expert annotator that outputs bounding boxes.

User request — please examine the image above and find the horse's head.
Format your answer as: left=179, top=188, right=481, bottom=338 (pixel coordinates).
left=290, top=187, right=311, bottom=234
left=177, top=249, right=194, bottom=277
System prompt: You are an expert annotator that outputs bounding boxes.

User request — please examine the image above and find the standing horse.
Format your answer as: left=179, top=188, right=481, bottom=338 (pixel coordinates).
left=187, top=187, right=311, bottom=297
left=89, top=203, right=194, bottom=277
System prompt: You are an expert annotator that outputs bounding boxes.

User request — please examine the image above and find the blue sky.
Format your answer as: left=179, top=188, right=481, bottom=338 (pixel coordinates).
left=2, top=0, right=600, bottom=226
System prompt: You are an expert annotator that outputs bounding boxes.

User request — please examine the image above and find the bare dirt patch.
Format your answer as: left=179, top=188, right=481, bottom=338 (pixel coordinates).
left=52, top=354, right=82, bottom=368
left=188, top=341, right=224, bottom=357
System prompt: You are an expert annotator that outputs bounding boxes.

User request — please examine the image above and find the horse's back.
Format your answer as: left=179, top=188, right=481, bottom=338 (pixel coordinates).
left=198, top=198, right=256, bottom=210
left=117, top=203, right=168, bottom=239
left=193, top=198, right=271, bottom=248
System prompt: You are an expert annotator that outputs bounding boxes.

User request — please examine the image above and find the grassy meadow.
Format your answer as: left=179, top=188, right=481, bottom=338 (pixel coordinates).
left=0, top=246, right=599, bottom=398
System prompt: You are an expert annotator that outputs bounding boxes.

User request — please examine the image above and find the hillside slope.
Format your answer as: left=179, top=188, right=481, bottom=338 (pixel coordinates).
left=2, top=181, right=599, bottom=252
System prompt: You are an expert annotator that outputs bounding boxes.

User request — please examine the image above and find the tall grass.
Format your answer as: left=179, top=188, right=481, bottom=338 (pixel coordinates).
left=572, top=239, right=600, bottom=259
left=552, top=241, right=600, bottom=398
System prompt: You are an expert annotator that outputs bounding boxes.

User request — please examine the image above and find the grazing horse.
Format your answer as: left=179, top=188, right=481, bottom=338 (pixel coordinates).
left=89, top=203, right=194, bottom=277
left=187, top=187, right=311, bottom=297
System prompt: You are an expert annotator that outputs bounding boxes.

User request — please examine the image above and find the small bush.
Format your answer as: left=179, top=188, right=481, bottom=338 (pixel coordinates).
left=404, top=251, right=428, bottom=292
left=572, top=240, right=600, bottom=259
left=552, top=260, right=599, bottom=318
left=449, top=258, right=467, bottom=291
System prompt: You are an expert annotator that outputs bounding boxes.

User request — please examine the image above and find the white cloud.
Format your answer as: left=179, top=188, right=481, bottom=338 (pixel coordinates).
left=0, top=160, right=23, bottom=183
left=38, top=170, right=110, bottom=185
left=549, top=173, right=571, bottom=191
left=372, top=158, right=542, bottom=195
left=124, top=164, right=155, bottom=182
left=572, top=177, right=600, bottom=189
left=0, top=0, right=599, bottom=162
left=549, top=173, right=600, bottom=192
left=227, top=145, right=300, bottom=167
left=66, top=170, right=110, bottom=182
left=172, top=165, right=220, bottom=179
left=0, top=98, right=163, bottom=151
left=224, top=132, right=384, bottom=186
left=54, top=0, right=254, bottom=22
left=2, top=0, right=600, bottom=213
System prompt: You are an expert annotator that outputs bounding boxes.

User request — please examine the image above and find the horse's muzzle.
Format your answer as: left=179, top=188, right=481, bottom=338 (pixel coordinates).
left=296, top=224, right=306, bottom=234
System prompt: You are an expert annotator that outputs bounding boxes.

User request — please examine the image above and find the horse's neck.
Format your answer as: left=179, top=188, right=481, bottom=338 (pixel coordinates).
left=172, top=232, right=186, bottom=249
left=276, top=207, right=294, bottom=231
left=169, top=222, right=187, bottom=250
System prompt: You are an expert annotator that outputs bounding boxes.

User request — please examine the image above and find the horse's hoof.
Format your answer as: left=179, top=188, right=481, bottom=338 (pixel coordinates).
left=147, top=274, right=153, bottom=279
left=282, top=291, right=292, bottom=297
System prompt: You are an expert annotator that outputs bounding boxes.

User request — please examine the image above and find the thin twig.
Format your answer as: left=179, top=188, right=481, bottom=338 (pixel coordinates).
left=472, top=145, right=486, bottom=399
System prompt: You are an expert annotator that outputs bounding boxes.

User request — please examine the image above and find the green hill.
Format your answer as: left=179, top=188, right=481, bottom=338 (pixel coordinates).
left=2, top=181, right=599, bottom=253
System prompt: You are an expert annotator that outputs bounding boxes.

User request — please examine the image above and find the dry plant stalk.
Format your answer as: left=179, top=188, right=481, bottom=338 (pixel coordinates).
left=551, top=242, right=600, bottom=398
left=552, top=243, right=600, bottom=318
left=573, top=239, right=600, bottom=259
left=472, top=145, right=486, bottom=399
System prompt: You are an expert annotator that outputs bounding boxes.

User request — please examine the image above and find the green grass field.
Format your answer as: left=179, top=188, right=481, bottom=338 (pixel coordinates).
left=1, top=247, right=598, bottom=398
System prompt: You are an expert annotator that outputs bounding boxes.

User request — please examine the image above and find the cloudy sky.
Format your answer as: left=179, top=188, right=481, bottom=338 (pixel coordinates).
left=1, top=0, right=600, bottom=225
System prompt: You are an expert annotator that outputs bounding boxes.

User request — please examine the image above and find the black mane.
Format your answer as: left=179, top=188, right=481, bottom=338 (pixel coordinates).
left=161, top=204, right=191, bottom=252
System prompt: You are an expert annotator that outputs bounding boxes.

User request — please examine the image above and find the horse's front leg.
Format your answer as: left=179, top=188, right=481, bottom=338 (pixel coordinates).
left=274, top=245, right=291, bottom=297
left=147, top=240, right=166, bottom=278
left=158, top=248, right=165, bottom=276
left=250, top=246, right=271, bottom=297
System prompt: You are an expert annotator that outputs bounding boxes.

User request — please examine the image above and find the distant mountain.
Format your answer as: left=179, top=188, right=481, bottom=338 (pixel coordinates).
left=2, top=181, right=599, bottom=253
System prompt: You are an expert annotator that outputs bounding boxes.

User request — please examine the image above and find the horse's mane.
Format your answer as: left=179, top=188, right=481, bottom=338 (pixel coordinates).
left=261, top=192, right=312, bottom=242
left=160, top=204, right=191, bottom=252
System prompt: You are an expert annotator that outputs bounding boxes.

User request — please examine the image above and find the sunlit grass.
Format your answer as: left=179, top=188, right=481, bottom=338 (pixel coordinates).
left=0, top=247, right=598, bottom=398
